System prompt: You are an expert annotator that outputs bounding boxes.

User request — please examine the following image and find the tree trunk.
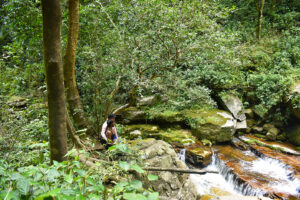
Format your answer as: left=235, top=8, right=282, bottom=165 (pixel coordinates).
left=104, top=76, right=121, bottom=119
left=63, top=0, right=88, bottom=130
left=41, top=0, right=68, bottom=163
left=255, top=0, right=265, bottom=41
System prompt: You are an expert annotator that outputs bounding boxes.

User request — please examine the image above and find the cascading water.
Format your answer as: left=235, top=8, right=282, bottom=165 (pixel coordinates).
left=241, top=150, right=300, bottom=197
left=187, top=152, right=265, bottom=196
left=177, top=148, right=186, bottom=163
left=177, top=146, right=300, bottom=198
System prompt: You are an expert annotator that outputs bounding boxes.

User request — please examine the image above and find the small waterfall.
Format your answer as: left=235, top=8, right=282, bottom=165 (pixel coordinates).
left=177, top=148, right=186, bottom=163
left=178, top=147, right=300, bottom=198
left=211, top=153, right=266, bottom=196
left=243, top=149, right=300, bottom=197
left=179, top=149, right=265, bottom=196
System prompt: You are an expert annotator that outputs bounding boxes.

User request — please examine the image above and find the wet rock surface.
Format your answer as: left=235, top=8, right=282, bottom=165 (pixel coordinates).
left=200, top=195, right=272, bottom=200
left=240, top=135, right=300, bottom=156
left=214, top=144, right=300, bottom=199
left=215, top=135, right=300, bottom=199
left=185, top=141, right=212, bottom=167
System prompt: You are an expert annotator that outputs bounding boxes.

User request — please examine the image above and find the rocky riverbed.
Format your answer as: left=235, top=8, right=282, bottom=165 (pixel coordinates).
left=118, top=95, right=300, bottom=199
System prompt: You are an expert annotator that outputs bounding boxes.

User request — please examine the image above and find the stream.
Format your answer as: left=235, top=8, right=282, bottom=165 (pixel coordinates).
left=178, top=137, right=300, bottom=199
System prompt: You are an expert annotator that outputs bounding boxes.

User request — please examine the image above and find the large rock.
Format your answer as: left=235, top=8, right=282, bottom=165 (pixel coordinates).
left=137, top=95, right=159, bottom=107
left=116, top=107, right=146, bottom=124
left=219, top=95, right=246, bottom=121
left=146, top=109, right=183, bottom=124
left=159, top=129, right=196, bottom=147
left=236, top=120, right=247, bottom=129
left=266, top=127, right=280, bottom=141
left=123, top=124, right=160, bottom=139
left=185, top=109, right=236, bottom=143
left=262, top=123, right=275, bottom=132
left=123, top=124, right=196, bottom=146
left=133, top=139, right=198, bottom=200
left=185, top=142, right=212, bottom=167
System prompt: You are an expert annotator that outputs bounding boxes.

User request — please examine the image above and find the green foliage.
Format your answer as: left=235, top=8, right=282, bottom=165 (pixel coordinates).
left=0, top=0, right=43, bottom=95
left=0, top=100, right=158, bottom=199
left=1, top=0, right=299, bottom=123
left=0, top=152, right=158, bottom=200
left=0, top=139, right=159, bottom=200
left=1, top=0, right=299, bottom=198
left=291, top=94, right=300, bottom=109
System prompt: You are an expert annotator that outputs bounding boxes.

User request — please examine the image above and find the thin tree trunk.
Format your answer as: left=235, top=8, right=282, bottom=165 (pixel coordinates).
left=63, top=0, right=88, bottom=130
left=255, top=0, right=265, bottom=41
left=104, top=76, right=121, bottom=119
left=41, top=0, right=68, bottom=163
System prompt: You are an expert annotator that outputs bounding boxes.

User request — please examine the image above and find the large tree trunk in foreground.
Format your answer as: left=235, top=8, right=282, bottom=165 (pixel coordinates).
left=41, top=0, right=68, bottom=163
left=63, top=0, right=87, bottom=130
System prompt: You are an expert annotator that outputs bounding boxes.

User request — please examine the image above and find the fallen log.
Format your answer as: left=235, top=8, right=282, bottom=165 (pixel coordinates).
left=143, top=167, right=218, bottom=174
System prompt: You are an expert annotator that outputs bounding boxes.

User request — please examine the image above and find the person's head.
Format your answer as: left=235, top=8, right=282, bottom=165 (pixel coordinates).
left=108, top=113, right=116, bottom=123
left=107, top=119, right=114, bottom=128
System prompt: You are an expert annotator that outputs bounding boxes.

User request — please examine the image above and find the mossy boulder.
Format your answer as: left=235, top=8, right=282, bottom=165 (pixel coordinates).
left=116, top=107, right=146, bottom=124
left=287, top=125, right=300, bottom=146
left=123, top=124, right=196, bottom=146
left=146, top=109, right=183, bottom=124
left=290, top=81, right=300, bottom=119
left=137, top=95, right=159, bottom=107
left=123, top=124, right=160, bottom=139
left=266, top=127, right=280, bottom=141
left=184, top=109, right=236, bottom=143
left=159, top=129, right=196, bottom=146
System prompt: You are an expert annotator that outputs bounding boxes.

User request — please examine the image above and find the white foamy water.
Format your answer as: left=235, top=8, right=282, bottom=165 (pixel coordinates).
left=190, top=162, right=240, bottom=195
left=177, top=150, right=263, bottom=196
left=242, top=156, right=291, bottom=179
left=177, top=148, right=186, bottom=163
left=178, top=147, right=300, bottom=198
left=242, top=155, right=300, bottom=196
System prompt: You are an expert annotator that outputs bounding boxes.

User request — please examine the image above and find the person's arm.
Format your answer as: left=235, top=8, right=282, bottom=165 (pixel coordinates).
left=112, top=126, right=119, bottom=143
left=101, top=122, right=107, bottom=141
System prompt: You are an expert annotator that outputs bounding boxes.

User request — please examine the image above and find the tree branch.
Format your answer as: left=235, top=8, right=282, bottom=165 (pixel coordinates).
left=104, top=76, right=121, bottom=119
left=143, top=167, right=218, bottom=174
